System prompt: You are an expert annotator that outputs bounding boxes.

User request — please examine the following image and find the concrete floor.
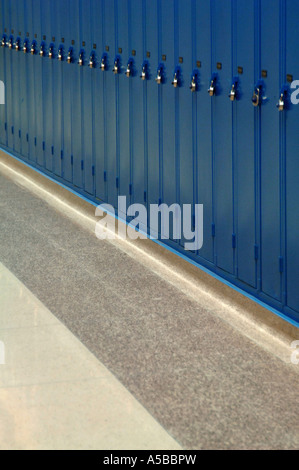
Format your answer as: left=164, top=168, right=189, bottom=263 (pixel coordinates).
left=0, top=155, right=298, bottom=450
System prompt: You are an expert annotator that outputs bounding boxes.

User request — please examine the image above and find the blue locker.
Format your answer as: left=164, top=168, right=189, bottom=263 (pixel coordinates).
left=3, top=1, right=13, bottom=151
left=18, top=0, right=29, bottom=158
left=211, top=0, right=234, bottom=275
left=145, top=0, right=160, bottom=215
left=117, top=0, right=131, bottom=219
left=25, top=0, right=37, bottom=164
left=93, top=0, right=107, bottom=203
left=196, top=0, right=214, bottom=263
left=10, top=1, right=22, bottom=155
left=32, top=0, right=43, bottom=167
left=260, top=0, right=282, bottom=302
left=81, top=0, right=94, bottom=196
left=0, top=1, right=6, bottom=146
left=130, top=0, right=146, bottom=209
left=178, top=0, right=194, bottom=248
left=285, top=0, right=299, bottom=316
left=70, top=0, right=83, bottom=190
left=104, top=0, right=118, bottom=209
left=51, top=0, right=63, bottom=178
left=61, top=0, right=73, bottom=183
left=41, top=0, right=54, bottom=172
left=234, top=0, right=257, bottom=288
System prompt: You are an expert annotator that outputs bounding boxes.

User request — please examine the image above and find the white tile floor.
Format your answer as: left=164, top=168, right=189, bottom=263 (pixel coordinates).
left=0, top=263, right=182, bottom=450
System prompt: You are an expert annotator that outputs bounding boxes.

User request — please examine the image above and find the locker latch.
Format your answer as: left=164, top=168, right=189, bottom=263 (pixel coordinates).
left=208, top=73, right=217, bottom=96
left=252, top=81, right=263, bottom=107
left=229, top=78, right=239, bottom=101
left=14, top=38, right=21, bottom=52
left=8, top=36, right=14, bottom=49
left=155, top=63, right=165, bottom=85
left=190, top=70, right=199, bottom=92
left=89, top=51, right=96, bottom=68
left=100, top=53, right=108, bottom=71
left=30, top=40, right=37, bottom=55
left=23, top=38, right=29, bottom=54
left=58, top=46, right=64, bottom=61
left=49, top=44, right=55, bottom=59
left=1, top=35, right=6, bottom=47
left=277, top=86, right=288, bottom=112
left=39, top=42, right=46, bottom=57
left=67, top=47, right=74, bottom=64
left=113, top=56, right=121, bottom=74
left=140, top=61, right=149, bottom=80
left=126, top=58, right=134, bottom=77
left=78, top=50, right=84, bottom=66
left=172, top=67, right=181, bottom=88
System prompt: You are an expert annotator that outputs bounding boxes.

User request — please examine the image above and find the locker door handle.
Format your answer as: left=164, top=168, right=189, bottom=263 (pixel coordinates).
left=67, top=47, right=73, bottom=64
left=208, top=74, right=217, bottom=96
left=190, top=70, right=199, bottom=92
left=229, top=78, right=239, bottom=101
left=113, top=56, right=120, bottom=74
left=78, top=50, right=84, bottom=66
left=30, top=40, right=37, bottom=55
left=49, top=44, right=55, bottom=59
left=126, top=58, right=134, bottom=77
left=172, top=67, right=181, bottom=88
left=39, top=42, right=46, bottom=57
left=100, top=53, right=108, bottom=71
left=89, top=51, right=96, bottom=68
left=8, top=36, right=14, bottom=49
left=252, top=81, right=263, bottom=107
left=1, top=35, right=6, bottom=47
left=155, top=64, right=165, bottom=84
left=23, top=38, right=29, bottom=53
left=140, top=61, right=149, bottom=80
left=277, top=88, right=288, bottom=112
left=58, top=46, right=64, bottom=61
left=14, top=38, right=21, bottom=51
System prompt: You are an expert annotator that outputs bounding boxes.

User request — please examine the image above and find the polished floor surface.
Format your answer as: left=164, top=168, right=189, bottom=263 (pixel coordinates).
left=0, top=164, right=298, bottom=450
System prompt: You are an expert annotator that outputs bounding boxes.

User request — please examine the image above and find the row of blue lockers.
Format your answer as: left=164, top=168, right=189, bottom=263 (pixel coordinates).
left=0, top=0, right=299, bottom=324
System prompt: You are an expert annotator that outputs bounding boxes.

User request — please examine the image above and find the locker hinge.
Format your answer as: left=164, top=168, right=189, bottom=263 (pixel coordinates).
left=104, top=171, right=107, bottom=182
left=42, top=141, right=45, bottom=151
left=61, top=150, right=64, bottom=160
left=81, top=160, right=84, bottom=171
left=254, top=245, right=259, bottom=260
left=279, top=257, right=284, bottom=273
left=232, top=234, right=236, bottom=249
left=92, top=165, right=95, bottom=176
left=144, top=191, right=147, bottom=203
left=116, top=177, right=119, bottom=189
left=129, top=184, right=132, bottom=196
left=212, top=223, right=216, bottom=238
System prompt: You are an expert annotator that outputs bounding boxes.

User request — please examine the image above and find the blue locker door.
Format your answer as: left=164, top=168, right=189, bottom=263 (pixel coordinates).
left=260, top=0, right=282, bottom=302
left=211, top=0, right=234, bottom=275
left=4, top=2, right=13, bottom=151
left=161, top=0, right=177, bottom=218
left=196, top=0, right=213, bottom=263
left=52, top=0, right=63, bottom=178
left=0, top=1, right=7, bottom=146
left=70, top=0, right=83, bottom=189
left=117, top=0, right=130, bottom=219
left=178, top=0, right=194, bottom=249
left=285, top=0, right=299, bottom=317
left=145, top=0, right=160, bottom=214
left=235, top=0, right=257, bottom=288
left=33, top=0, right=43, bottom=167
left=60, top=0, right=73, bottom=183
left=81, top=0, right=94, bottom=195
left=10, top=1, right=21, bottom=155
left=104, top=0, right=118, bottom=208
left=93, top=0, right=107, bottom=203
left=26, top=0, right=36, bottom=163
left=131, top=0, right=146, bottom=209
left=41, top=0, right=54, bottom=172
left=18, top=0, right=29, bottom=158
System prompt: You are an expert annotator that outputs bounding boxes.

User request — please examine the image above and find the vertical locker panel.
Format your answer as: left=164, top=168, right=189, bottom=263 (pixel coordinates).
left=33, top=0, right=43, bottom=166
left=41, top=0, right=53, bottom=172
left=4, top=1, right=13, bottom=150
left=93, top=0, right=107, bottom=203
left=260, top=0, right=281, bottom=301
left=196, top=0, right=213, bottom=263
left=211, top=0, right=234, bottom=275
left=70, top=0, right=83, bottom=189
left=145, top=0, right=160, bottom=212
left=0, top=1, right=6, bottom=146
left=178, top=0, right=194, bottom=248
left=161, top=0, right=176, bottom=211
left=18, top=0, right=29, bottom=158
left=81, top=0, right=94, bottom=195
left=235, top=0, right=257, bottom=288
left=26, top=0, right=36, bottom=163
left=52, top=0, right=63, bottom=178
left=104, top=0, right=118, bottom=208
left=285, top=0, right=299, bottom=316
left=10, top=1, right=21, bottom=154
left=117, top=0, right=131, bottom=218
left=60, top=0, right=73, bottom=183
left=131, top=0, right=146, bottom=207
